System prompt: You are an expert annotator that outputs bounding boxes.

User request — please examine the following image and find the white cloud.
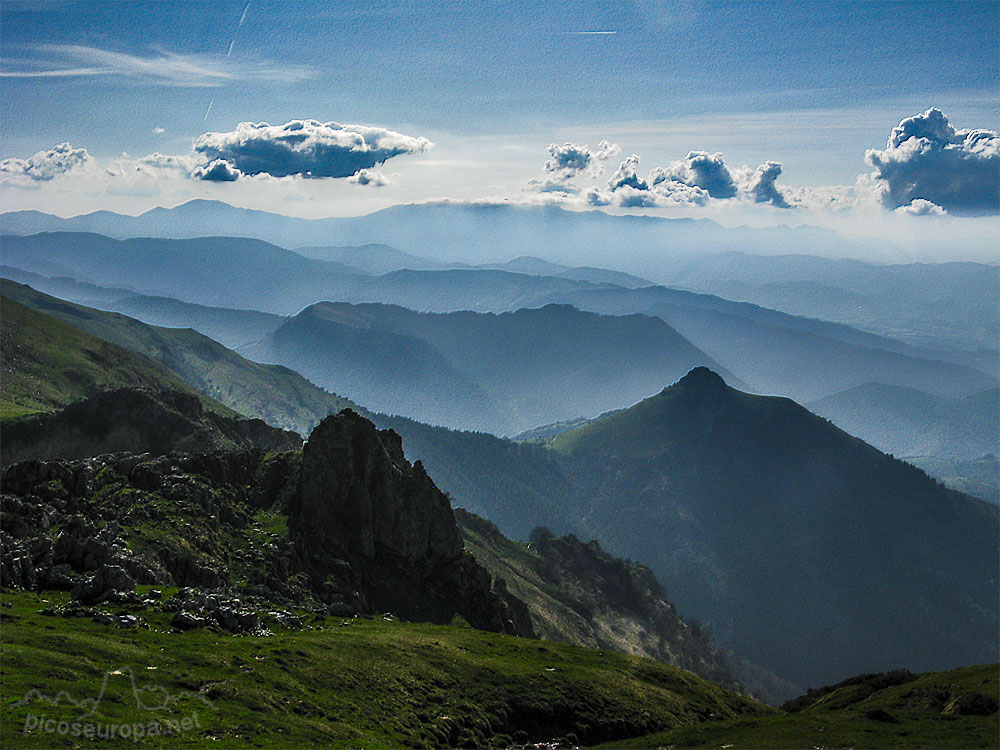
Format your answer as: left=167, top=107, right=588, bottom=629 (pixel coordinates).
left=735, top=160, right=790, bottom=208
left=0, top=142, right=91, bottom=182
left=542, top=140, right=621, bottom=179
left=193, top=159, right=242, bottom=182
left=607, top=154, right=648, bottom=191
left=650, top=150, right=737, bottom=199
left=193, top=119, right=432, bottom=179
left=865, top=108, right=999, bottom=215
left=895, top=198, right=947, bottom=217
left=348, top=169, right=389, bottom=187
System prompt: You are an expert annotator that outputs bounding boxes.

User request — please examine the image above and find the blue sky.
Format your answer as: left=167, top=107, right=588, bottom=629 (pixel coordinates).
left=1, top=0, right=997, bottom=235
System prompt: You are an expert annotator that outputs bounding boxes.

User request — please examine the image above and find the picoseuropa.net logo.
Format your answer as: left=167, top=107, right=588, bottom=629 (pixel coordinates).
left=13, top=666, right=216, bottom=740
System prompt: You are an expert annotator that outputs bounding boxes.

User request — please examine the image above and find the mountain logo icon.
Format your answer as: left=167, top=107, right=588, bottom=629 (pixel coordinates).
left=13, top=667, right=216, bottom=720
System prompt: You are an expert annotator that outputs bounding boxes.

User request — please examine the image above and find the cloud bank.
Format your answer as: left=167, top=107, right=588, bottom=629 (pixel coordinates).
left=523, top=109, right=996, bottom=216
left=866, top=108, right=998, bottom=215
left=0, top=142, right=91, bottom=181
left=530, top=148, right=789, bottom=209
left=193, top=120, right=432, bottom=179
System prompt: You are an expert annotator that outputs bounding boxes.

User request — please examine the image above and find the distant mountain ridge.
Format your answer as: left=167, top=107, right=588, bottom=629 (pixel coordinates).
left=808, top=383, right=999, bottom=460
left=244, top=300, right=740, bottom=435
left=3, top=233, right=993, bottom=408
left=0, top=199, right=886, bottom=272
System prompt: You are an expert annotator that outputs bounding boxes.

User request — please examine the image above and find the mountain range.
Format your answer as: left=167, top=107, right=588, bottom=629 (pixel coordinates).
left=2, top=232, right=994, bottom=408
left=243, top=301, right=739, bottom=435
left=381, top=369, right=999, bottom=689
left=1, top=223, right=996, bottom=700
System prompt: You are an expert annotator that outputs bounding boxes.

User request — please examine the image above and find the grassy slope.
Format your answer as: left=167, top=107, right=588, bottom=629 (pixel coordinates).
left=0, top=298, right=227, bottom=420
left=457, top=510, right=594, bottom=646
left=0, top=590, right=766, bottom=749
left=1, top=280, right=358, bottom=435
left=599, top=664, right=999, bottom=749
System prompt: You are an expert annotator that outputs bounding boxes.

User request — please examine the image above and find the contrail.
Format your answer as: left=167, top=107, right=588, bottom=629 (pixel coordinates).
left=228, top=1, right=253, bottom=58
left=203, top=1, right=251, bottom=124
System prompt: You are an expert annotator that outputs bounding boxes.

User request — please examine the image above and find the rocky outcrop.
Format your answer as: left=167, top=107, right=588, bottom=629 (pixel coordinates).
left=1, top=410, right=531, bottom=637
left=291, top=410, right=532, bottom=636
left=1, top=387, right=301, bottom=467
left=457, top=509, right=745, bottom=694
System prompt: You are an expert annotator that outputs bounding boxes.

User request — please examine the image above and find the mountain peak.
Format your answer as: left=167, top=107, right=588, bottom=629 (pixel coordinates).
left=674, top=366, right=728, bottom=391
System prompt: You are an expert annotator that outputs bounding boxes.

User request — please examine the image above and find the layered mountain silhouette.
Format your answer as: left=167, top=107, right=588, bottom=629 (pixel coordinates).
left=2, top=281, right=357, bottom=435
left=3, top=232, right=992, bottom=409
left=244, top=301, right=738, bottom=434
left=663, top=251, right=1000, bottom=354
left=3, top=281, right=995, bottom=693
left=544, top=285, right=996, bottom=402
left=808, top=383, right=999, bottom=460
left=383, top=369, right=999, bottom=689
left=0, top=199, right=880, bottom=273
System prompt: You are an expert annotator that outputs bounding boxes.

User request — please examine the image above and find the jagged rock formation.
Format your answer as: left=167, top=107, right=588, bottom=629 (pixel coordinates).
left=291, top=411, right=532, bottom=635
left=1, top=387, right=302, bottom=467
left=1, top=409, right=530, bottom=637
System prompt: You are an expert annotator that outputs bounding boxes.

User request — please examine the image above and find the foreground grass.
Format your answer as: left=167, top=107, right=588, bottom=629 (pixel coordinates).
left=598, top=664, right=999, bottom=749
left=0, top=590, right=765, bottom=748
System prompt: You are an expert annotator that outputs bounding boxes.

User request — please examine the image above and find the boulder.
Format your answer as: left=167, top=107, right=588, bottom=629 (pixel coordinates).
left=71, top=564, right=136, bottom=604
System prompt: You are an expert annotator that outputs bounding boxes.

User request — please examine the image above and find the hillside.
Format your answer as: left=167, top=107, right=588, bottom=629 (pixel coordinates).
left=2, top=281, right=357, bottom=435
left=0, top=232, right=592, bottom=316
left=665, top=251, right=1000, bottom=353
left=1, top=387, right=301, bottom=466
left=243, top=302, right=508, bottom=433
left=808, top=383, right=999, bottom=460
left=6, top=232, right=994, bottom=408
left=545, top=368, right=999, bottom=687
left=0, top=199, right=877, bottom=272
left=1, top=407, right=767, bottom=747
left=455, top=510, right=744, bottom=695
left=549, top=284, right=996, bottom=402
left=602, top=664, right=999, bottom=750
left=1, top=590, right=766, bottom=749
left=906, top=455, right=999, bottom=506
left=382, top=370, right=999, bottom=690
left=247, top=301, right=738, bottom=435
left=0, top=297, right=220, bottom=420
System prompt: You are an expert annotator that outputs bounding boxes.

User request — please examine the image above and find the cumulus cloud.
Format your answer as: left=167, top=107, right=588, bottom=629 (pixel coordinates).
left=0, top=142, right=91, bottom=181
left=608, top=154, right=648, bottom=191
left=544, top=143, right=593, bottom=175
left=593, top=139, right=622, bottom=161
left=193, top=119, right=432, bottom=179
left=651, top=150, right=737, bottom=199
left=347, top=169, right=389, bottom=187
left=896, top=198, right=947, bottom=217
left=193, top=159, right=242, bottom=182
left=736, top=160, right=790, bottom=207
left=532, top=148, right=786, bottom=210
left=866, top=108, right=999, bottom=215
left=542, top=139, right=621, bottom=179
